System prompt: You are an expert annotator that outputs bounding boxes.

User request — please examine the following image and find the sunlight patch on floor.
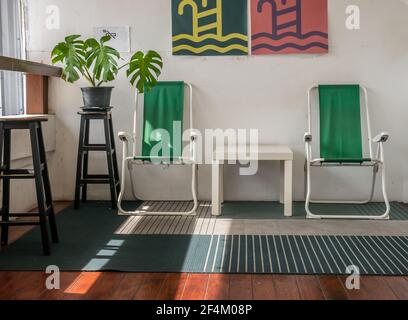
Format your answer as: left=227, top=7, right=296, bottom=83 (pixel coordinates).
left=64, top=272, right=101, bottom=295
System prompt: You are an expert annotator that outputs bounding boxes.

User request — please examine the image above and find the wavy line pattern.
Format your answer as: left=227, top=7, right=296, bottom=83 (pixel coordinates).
left=252, top=35, right=328, bottom=49
left=251, top=29, right=329, bottom=54
left=252, top=42, right=328, bottom=52
left=252, top=31, right=328, bottom=41
left=253, top=36, right=327, bottom=43
left=173, top=44, right=249, bottom=54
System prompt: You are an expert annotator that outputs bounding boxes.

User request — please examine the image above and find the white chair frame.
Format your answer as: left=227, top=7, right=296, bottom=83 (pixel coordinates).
left=117, top=83, right=198, bottom=216
left=304, top=85, right=391, bottom=220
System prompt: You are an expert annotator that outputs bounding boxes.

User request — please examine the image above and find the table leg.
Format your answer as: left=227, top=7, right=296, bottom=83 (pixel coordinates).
left=212, top=161, right=223, bottom=216
left=280, top=161, right=285, bottom=204
left=280, top=160, right=293, bottom=217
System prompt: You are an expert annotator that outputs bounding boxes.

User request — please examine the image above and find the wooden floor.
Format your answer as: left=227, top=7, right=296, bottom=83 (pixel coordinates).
left=0, top=202, right=407, bottom=300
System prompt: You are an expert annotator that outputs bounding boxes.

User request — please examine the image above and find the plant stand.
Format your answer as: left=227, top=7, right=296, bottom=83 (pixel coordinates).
left=74, top=109, right=120, bottom=210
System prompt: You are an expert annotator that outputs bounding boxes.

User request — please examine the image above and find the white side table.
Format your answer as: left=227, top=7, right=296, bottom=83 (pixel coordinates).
left=212, top=145, right=294, bottom=217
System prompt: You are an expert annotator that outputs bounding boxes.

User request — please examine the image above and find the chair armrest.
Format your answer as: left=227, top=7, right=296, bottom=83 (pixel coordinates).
left=304, top=133, right=313, bottom=143
left=118, top=132, right=132, bottom=142
left=372, top=132, right=389, bottom=143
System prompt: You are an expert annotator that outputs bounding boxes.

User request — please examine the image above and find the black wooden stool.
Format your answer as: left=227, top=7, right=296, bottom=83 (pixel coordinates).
left=74, top=109, right=120, bottom=210
left=0, top=116, right=58, bottom=256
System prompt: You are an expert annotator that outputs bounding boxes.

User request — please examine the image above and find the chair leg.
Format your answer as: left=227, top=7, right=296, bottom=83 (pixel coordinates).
left=74, top=116, right=86, bottom=210
left=30, top=123, right=51, bottom=255
left=305, top=163, right=390, bottom=220
left=37, top=124, right=59, bottom=244
left=380, top=161, right=391, bottom=219
left=104, top=116, right=118, bottom=210
left=191, top=164, right=199, bottom=214
left=118, top=162, right=199, bottom=217
left=304, top=161, right=315, bottom=219
left=0, top=128, right=10, bottom=246
left=369, top=166, right=378, bottom=203
left=303, top=161, right=308, bottom=201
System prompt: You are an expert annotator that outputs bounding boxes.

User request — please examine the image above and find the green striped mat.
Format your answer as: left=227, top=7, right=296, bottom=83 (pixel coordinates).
left=130, top=201, right=408, bottom=220
left=219, top=202, right=408, bottom=220
left=1, top=234, right=407, bottom=275
left=200, top=235, right=408, bottom=275
left=0, top=202, right=407, bottom=275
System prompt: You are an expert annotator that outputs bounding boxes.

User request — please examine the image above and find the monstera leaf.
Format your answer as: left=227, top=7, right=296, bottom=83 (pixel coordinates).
left=52, top=34, right=163, bottom=89
left=51, top=35, right=86, bottom=83
left=127, top=50, right=163, bottom=93
left=85, top=36, right=120, bottom=84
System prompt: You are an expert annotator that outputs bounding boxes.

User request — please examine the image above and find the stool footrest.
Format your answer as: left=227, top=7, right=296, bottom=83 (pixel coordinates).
left=80, top=177, right=120, bottom=185
left=82, top=144, right=112, bottom=151
left=0, top=221, right=40, bottom=226
left=9, top=213, right=42, bottom=217
left=0, top=166, right=45, bottom=179
left=81, top=178, right=110, bottom=185
left=2, top=206, right=53, bottom=218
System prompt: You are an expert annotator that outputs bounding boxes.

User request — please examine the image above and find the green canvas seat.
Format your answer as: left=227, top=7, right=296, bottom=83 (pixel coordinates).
left=141, top=81, right=185, bottom=162
left=117, top=81, right=198, bottom=216
left=304, top=84, right=390, bottom=220
left=318, top=85, right=367, bottom=163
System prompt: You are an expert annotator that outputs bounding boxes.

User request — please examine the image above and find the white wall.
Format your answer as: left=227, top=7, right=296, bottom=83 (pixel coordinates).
left=25, top=0, right=408, bottom=202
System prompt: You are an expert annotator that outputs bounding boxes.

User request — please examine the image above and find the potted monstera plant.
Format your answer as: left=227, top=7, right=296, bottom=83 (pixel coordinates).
left=51, top=34, right=163, bottom=109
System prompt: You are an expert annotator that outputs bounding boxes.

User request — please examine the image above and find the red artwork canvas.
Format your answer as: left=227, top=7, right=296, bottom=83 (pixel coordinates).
left=251, top=0, right=328, bottom=54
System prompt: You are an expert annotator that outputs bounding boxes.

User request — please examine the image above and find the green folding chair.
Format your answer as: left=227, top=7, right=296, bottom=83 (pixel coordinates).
left=117, top=81, right=198, bottom=216
left=304, top=85, right=390, bottom=220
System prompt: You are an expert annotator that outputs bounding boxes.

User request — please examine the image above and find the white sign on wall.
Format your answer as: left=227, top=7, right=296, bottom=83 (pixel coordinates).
left=93, top=26, right=130, bottom=52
